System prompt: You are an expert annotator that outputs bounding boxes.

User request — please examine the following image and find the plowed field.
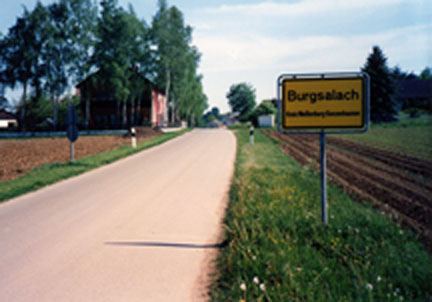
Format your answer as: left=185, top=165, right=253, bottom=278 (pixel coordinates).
left=265, top=130, right=432, bottom=250
left=0, top=128, right=160, bottom=182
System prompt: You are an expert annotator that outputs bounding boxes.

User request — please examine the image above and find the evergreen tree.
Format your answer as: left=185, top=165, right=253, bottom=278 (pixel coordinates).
left=391, top=66, right=408, bottom=81
left=420, top=67, right=432, bottom=80
left=362, top=46, right=397, bottom=123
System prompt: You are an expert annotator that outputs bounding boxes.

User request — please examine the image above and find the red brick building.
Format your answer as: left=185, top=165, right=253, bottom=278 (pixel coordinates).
left=76, top=73, right=166, bottom=129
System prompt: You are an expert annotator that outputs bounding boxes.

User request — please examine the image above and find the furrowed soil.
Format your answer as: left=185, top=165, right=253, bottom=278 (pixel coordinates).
left=264, top=130, right=432, bottom=251
left=0, top=127, right=161, bottom=182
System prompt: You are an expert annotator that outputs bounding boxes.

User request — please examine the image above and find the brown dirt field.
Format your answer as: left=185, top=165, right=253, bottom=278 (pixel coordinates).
left=264, top=130, right=432, bottom=250
left=0, top=127, right=161, bottom=182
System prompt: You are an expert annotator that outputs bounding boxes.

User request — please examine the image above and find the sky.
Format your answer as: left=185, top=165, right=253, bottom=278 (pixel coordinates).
left=1, top=0, right=431, bottom=113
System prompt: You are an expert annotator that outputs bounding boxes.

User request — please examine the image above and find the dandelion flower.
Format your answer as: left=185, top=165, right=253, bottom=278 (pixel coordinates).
left=377, top=276, right=382, bottom=282
left=253, top=276, right=259, bottom=284
left=240, top=283, right=246, bottom=291
left=366, top=283, right=373, bottom=291
left=259, top=283, right=266, bottom=291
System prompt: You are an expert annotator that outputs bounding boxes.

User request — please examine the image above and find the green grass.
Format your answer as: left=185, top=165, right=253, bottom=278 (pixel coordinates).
left=211, top=129, right=431, bottom=302
left=0, top=129, right=189, bottom=202
left=334, top=115, right=432, bottom=161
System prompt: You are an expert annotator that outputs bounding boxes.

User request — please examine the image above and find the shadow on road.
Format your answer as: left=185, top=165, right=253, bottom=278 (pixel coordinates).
left=105, top=241, right=227, bottom=249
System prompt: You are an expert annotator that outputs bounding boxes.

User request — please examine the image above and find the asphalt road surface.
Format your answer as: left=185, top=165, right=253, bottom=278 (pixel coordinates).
left=0, top=129, right=236, bottom=302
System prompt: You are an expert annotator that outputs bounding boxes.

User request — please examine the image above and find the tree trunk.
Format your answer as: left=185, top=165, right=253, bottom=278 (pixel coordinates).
left=130, top=95, right=135, bottom=126
left=170, top=102, right=174, bottom=125
left=137, top=94, right=142, bottom=126
left=116, top=100, right=120, bottom=128
left=85, top=82, right=91, bottom=130
left=20, top=81, right=28, bottom=132
left=122, top=99, right=127, bottom=128
left=186, top=108, right=191, bottom=127
left=52, top=94, right=58, bottom=131
left=170, top=93, right=176, bottom=125
left=149, top=91, right=153, bottom=127
left=85, top=94, right=90, bottom=130
left=164, top=68, right=170, bottom=126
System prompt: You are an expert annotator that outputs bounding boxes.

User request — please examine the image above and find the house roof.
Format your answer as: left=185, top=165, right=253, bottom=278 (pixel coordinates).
left=0, top=109, right=16, bottom=120
left=395, top=79, right=432, bottom=99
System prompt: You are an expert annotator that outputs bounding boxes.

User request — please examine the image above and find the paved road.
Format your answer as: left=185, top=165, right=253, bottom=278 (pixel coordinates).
left=0, top=129, right=236, bottom=302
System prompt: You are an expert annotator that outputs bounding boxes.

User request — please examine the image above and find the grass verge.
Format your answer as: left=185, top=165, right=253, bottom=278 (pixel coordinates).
left=0, top=129, right=189, bottom=202
left=211, top=129, right=431, bottom=301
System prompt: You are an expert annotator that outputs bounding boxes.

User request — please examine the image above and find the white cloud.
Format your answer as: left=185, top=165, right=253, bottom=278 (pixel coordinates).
left=195, top=33, right=339, bottom=72
left=195, top=24, right=430, bottom=73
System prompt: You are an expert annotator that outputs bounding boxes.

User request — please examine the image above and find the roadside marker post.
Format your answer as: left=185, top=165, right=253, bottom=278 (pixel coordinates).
left=131, top=127, right=137, bottom=148
left=250, top=125, right=255, bottom=146
left=277, top=72, right=370, bottom=226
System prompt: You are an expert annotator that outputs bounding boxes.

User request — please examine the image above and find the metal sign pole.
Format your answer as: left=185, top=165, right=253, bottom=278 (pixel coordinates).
left=66, top=104, right=79, bottom=162
left=70, top=141, right=75, bottom=162
left=320, top=131, right=327, bottom=226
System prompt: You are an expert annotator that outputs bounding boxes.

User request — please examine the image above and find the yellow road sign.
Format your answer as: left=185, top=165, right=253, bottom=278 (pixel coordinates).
left=281, top=76, right=366, bottom=129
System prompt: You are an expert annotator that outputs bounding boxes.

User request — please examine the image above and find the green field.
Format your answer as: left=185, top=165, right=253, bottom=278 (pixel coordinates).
left=0, top=129, right=189, bottom=202
left=335, top=116, right=432, bottom=161
left=211, top=129, right=431, bottom=301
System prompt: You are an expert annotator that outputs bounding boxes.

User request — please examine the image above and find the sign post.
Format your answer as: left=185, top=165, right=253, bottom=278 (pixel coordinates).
left=66, top=104, right=79, bottom=161
left=320, top=131, right=327, bottom=225
left=277, top=72, right=369, bottom=226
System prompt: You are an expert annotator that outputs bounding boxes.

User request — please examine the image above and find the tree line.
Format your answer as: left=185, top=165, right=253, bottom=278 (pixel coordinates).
left=219, top=46, right=431, bottom=126
left=0, top=0, right=207, bottom=131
